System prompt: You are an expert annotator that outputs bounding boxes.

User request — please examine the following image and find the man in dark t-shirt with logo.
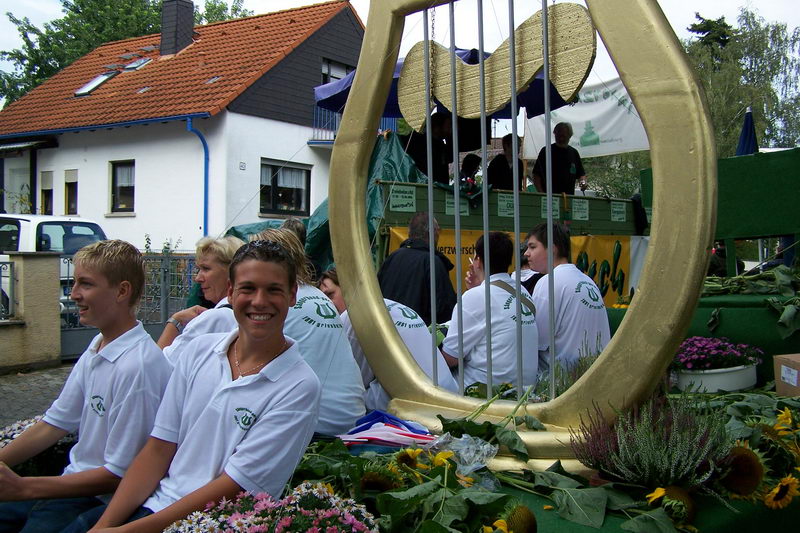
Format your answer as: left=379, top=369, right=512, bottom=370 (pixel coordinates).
left=532, top=122, right=588, bottom=195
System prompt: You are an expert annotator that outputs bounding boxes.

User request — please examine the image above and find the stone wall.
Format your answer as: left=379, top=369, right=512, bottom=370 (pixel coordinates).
left=0, top=253, right=61, bottom=374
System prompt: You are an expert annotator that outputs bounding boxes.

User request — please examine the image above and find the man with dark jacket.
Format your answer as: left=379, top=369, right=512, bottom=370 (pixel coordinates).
left=378, top=212, right=457, bottom=325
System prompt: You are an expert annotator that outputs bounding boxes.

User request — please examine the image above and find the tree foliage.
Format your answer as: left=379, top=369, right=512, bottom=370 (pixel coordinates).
left=685, top=9, right=800, bottom=155
left=0, top=0, right=253, bottom=107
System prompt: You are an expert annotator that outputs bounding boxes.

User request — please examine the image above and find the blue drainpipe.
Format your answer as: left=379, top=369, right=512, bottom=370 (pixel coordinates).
left=186, top=118, right=210, bottom=236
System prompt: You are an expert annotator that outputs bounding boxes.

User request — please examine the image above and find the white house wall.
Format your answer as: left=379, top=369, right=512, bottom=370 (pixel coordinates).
left=220, top=111, right=331, bottom=231
left=31, top=111, right=331, bottom=251
left=35, top=119, right=211, bottom=250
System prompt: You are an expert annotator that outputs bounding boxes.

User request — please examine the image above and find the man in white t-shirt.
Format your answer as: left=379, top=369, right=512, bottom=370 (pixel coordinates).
left=342, top=298, right=459, bottom=411
left=441, top=232, right=539, bottom=388
left=0, top=241, right=172, bottom=532
left=68, top=240, right=321, bottom=532
left=524, top=223, right=610, bottom=370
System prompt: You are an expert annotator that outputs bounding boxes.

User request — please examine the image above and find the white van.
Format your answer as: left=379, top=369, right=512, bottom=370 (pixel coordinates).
left=0, top=214, right=108, bottom=319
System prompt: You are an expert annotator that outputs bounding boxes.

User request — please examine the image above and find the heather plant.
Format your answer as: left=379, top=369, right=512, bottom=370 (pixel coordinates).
left=671, top=336, right=763, bottom=371
left=570, top=395, right=731, bottom=489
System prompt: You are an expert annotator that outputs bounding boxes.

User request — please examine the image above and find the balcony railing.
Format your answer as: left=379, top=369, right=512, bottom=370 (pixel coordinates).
left=311, top=107, right=397, bottom=143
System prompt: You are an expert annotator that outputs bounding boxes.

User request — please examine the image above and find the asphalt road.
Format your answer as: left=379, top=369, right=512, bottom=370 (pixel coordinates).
left=0, top=364, right=74, bottom=428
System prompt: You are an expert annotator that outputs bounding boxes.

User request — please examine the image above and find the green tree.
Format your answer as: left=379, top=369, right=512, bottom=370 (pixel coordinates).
left=684, top=8, right=800, bottom=155
left=581, top=151, right=650, bottom=199
left=0, top=0, right=252, bottom=107
left=195, top=0, right=252, bottom=24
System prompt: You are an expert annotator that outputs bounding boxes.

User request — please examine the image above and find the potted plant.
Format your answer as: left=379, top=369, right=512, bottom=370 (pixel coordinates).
left=671, top=336, right=763, bottom=392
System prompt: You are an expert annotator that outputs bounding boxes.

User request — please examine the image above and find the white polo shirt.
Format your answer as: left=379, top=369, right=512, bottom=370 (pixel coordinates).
left=284, top=284, right=365, bottom=435
left=342, top=299, right=459, bottom=411
left=442, top=273, right=539, bottom=388
left=143, top=330, right=319, bottom=512
left=162, top=297, right=236, bottom=366
left=531, top=263, right=611, bottom=369
left=44, top=321, right=172, bottom=481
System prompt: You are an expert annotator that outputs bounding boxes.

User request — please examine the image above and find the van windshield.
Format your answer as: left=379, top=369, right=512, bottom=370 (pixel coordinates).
left=37, top=222, right=107, bottom=254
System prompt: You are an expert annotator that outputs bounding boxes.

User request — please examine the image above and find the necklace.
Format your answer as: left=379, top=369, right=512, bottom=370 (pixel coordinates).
left=232, top=338, right=288, bottom=379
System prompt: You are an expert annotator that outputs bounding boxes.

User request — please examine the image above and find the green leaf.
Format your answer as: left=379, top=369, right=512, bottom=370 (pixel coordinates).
left=725, top=416, right=754, bottom=440
left=602, top=487, right=637, bottom=510
left=514, top=415, right=546, bottom=430
left=533, top=471, right=583, bottom=489
left=377, top=479, right=440, bottom=517
left=552, top=487, right=608, bottom=528
left=777, top=304, right=800, bottom=339
left=707, top=307, right=721, bottom=331
left=620, top=508, right=679, bottom=532
left=416, top=520, right=460, bottom=533
left=425, top=490, right=468, bottom=527
left=437, top=415, right=497, bottom=441
left=458, top=489, right=510, bottom=506
left=494, top=427, right=530, bottom=461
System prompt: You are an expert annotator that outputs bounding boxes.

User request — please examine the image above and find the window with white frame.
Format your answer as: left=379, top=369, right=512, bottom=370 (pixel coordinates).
left=111, top=160, right=135, bottom=212
left=259, top=161, right=310, bottom=216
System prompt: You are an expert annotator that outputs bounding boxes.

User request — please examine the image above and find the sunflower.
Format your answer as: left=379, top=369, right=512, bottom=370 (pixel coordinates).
left=649, top=486, right=695, bottom=523
left=505, top=504, right=537, bottom=533
left=775, top=408, right=794, bottom=436
left=482, top=519, right=510, bottom=533
left=396, top=448, right=424, bottom=469
left=431, top=450, right=454, bottom=467
left=645, top=487, right=666, bottom=504
left=361, top=471, right=402, bottom=492
left=764, top=475, right=800, bottom=509
left=719, top=441, right=767, bottom=497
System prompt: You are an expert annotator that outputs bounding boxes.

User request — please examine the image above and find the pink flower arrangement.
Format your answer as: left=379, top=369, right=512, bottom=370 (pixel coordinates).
left=671, top=336, right=763, bottom=371
left=165, top=482, right=378, bottom=533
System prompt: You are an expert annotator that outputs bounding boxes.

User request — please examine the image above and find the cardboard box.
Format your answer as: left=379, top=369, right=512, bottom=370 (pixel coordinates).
left=774, top=353, right=800, bottom=397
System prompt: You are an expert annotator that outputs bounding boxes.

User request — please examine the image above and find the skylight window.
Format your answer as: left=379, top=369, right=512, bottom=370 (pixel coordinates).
left=205, top=76, right=222, bottom=84
left=75, top=71, right=119, bottom=97
left=123, top=57, right=151, bottom=71
left=136, top=86, right=151, bottom=94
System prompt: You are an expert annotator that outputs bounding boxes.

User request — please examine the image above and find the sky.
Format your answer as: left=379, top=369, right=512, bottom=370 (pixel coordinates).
left=0, top=0, right=797, bottom=101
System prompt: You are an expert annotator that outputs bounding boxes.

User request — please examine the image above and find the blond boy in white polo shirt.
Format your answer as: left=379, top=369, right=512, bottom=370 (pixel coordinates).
left=71, top=240, right=321, bottom=532
left=0, top=240, right=172, bottom=532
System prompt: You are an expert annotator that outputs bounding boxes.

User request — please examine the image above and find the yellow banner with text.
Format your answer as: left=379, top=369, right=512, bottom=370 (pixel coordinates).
left=387, top=228, right=630, bottom=306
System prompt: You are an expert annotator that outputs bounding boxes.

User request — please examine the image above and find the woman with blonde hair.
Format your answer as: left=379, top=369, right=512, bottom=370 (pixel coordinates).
left=252, top=228, right=364, bottom=436
left=158, top=235, right=244, bottom=364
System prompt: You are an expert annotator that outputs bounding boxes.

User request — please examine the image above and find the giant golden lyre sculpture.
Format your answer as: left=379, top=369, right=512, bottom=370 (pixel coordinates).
left=328, top=0, right=716, bottom=470
left=398, top=3, right=595, bottom=131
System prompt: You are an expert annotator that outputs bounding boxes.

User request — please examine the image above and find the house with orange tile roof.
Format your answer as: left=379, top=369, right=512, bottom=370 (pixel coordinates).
left=0, top=0, right=363, bottom=249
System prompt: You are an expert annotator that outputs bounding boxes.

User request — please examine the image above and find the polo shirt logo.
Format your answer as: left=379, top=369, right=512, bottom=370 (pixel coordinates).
left=234, top=407, right=257, bottom=430
left=90, top=395, right=105, bottom=416
left=400, top=307, right=419, bottom=320
left=576, top=281, right=604, bottom=310
left=314, top=301, right=337, bottom=320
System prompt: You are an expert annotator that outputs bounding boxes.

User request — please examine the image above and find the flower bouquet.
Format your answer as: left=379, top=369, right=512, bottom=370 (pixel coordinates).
left=165, top=482, right=378, bottom=532
left=671, top=337, right=763, bottom=392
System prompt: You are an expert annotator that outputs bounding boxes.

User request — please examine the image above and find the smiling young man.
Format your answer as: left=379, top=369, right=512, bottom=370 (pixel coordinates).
left=67, top=240, right=322, bottom=532
left=0, top=240, right=172, bottom=532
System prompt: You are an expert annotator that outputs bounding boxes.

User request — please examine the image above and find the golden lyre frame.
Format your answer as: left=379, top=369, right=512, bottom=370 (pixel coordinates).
left=329, top=0, right=716, bottom=470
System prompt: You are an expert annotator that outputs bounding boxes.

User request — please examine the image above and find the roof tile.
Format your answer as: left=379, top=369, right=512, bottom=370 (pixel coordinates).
left=0, top=1, right=350, bottom=137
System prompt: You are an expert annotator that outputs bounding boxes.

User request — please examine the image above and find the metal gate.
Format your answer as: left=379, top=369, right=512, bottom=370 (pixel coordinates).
left=60, top=253, right=197, bottom=359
